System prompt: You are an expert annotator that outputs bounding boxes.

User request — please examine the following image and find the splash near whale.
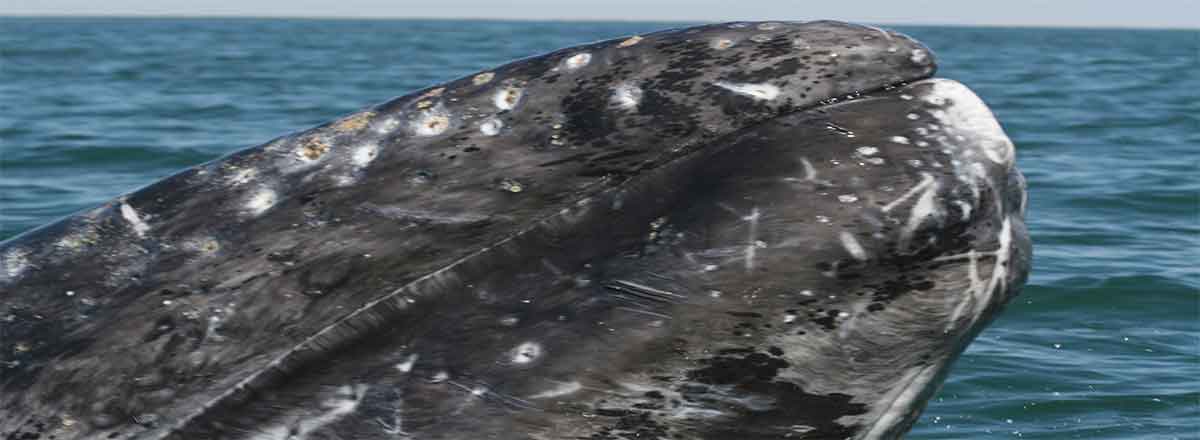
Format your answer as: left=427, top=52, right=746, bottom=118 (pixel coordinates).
left=0, top=20, right=1030, bottom=440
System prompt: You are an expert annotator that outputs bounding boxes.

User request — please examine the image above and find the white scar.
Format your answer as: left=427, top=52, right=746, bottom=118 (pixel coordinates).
left=529, top=380, right=582, bottom=399
left=715, top=81, right=780, bottom=100
left=839, top=231, right=868, bottom=261
left=120, top=202, right=151, bottom=237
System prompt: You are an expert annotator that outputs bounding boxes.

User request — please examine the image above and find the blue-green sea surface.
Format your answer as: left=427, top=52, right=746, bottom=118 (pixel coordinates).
left=1, top=18, right=1197, bottom=439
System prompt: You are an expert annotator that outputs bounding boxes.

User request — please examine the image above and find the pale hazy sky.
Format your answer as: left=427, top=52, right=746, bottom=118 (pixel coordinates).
left=3, top=0, right=1197, bottom=29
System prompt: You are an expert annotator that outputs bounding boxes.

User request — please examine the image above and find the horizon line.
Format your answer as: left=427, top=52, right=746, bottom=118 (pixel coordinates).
left=1, top=13, right=1196, bottom=31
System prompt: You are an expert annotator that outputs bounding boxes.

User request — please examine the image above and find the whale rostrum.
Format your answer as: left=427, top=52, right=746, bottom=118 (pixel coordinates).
left=0, top=20, right=1029, bottom=440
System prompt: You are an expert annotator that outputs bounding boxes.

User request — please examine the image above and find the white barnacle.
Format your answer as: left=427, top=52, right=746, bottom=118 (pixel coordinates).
left=839, top=231, right=868, bottom=261
left=244, top=188, right=278, bottom=216
left=710, top=38, right=735, bottom=50
left=351, top=142, right=378, bottom=168
left=373, top=116, right=401, bottom=134
left=120, top=201, right=151, bottom=238
left=714, top=81, right=780, bottom=101
left=889, top=136, right=911, bottom=145
left=611, top=83, right=643, bottom=109
left=480, top=118, right=503, bottom=136
left=413, top=106, right=451, bottom=137
left=511, top=341, right=543, bottom=364
left=226, top=167, right=257, bottom=185
left=493, top=87, right=523, bottom=111
left=618, top=35, right=643, bottom=48
left=564, top=53, right=591, bottom=70
left=473, top=72, right=495, bottom=85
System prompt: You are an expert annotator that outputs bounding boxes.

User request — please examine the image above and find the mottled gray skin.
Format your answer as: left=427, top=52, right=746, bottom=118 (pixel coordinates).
left=0, top=21, right=1029, bottom=440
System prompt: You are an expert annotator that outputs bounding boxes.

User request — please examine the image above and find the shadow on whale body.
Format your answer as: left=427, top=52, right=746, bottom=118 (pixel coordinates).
left=0, top=20, right=1030, bottom=440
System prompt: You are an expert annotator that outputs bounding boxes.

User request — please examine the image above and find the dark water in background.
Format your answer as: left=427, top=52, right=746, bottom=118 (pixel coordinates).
left=1, top=17, right=1197, bottom=438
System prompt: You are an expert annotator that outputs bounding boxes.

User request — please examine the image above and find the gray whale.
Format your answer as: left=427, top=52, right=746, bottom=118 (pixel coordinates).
left=0, top=20, right=1030, bottom=440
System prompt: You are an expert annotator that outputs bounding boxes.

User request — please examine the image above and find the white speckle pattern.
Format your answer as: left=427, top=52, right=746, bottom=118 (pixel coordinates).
left=838, top=194, right=859, bottom=203
left=906, top=113, right=920, bottom=120
left=840, top=231, right=868, bottom=261
left=244, top=188, right=278, bottom=216
left=120, top=202, right=151, bottom=238
left=564, top=53, right=591, bottom=70
left=889, top=136, right=911, bottom=145
left=611, top=83, right=643, bottom=109
left=714, top=81, right=780, bottom=100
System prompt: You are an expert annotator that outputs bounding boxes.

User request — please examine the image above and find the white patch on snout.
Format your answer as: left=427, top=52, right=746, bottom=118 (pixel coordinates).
left=923, top=79, right=1015, bottom=166
left=714, top=82, right=780, bottom=101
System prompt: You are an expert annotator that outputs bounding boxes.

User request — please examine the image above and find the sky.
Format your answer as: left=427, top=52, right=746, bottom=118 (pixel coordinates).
left=3, top=0, right=1197, bottom=29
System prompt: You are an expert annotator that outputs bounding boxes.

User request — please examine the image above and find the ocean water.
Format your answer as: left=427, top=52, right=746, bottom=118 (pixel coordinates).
left=0, top=17, right=1197, bottom=438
